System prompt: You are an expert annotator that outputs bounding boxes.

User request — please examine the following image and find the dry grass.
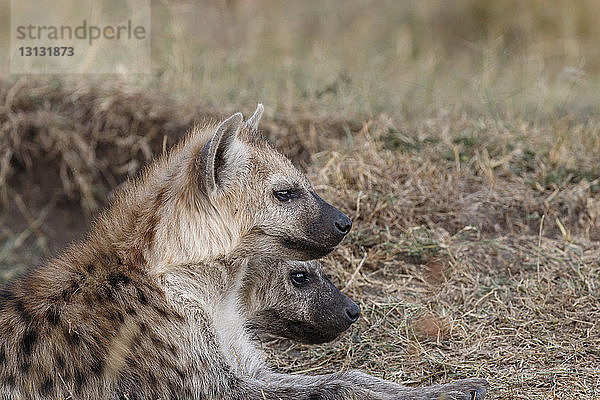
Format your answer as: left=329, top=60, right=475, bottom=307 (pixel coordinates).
left=0, top=78, right=599, bottom=399
left=1, top=1, right=600, bottom=399
left=271, top=115, right=600, bottom=399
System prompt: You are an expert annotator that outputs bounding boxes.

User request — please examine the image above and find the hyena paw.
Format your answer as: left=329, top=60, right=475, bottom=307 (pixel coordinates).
left=435, top=378, right=488, bottom=400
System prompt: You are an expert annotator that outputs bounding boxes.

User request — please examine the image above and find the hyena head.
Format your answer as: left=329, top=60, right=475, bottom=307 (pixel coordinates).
left=138, top=104, right=351, bottom=269
left=242, top=258, right=360, bottom=344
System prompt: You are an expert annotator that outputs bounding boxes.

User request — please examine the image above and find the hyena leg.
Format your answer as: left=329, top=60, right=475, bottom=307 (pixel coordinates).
left=237, top=375, right=388, bottom=400
left=331, top=370, right=488, bottom=400
left=256, top=370, right=488, bottom=400
left=175, top=313, right=385, bottom=399
left=185, top=329, right=486, bottom=399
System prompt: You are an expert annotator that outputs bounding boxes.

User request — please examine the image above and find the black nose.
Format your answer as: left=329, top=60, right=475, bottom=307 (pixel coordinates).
left=334, top=214, right=352, bottom=235
left=344, top=302, right=360, bottom=323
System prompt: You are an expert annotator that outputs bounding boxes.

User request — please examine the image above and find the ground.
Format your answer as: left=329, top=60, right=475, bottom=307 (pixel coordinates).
left=1, top=1, right=600, bottom=399
left=1, top=78, right=598, bottom=400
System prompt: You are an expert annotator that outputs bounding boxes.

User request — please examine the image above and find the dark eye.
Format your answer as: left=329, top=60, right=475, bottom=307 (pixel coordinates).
left=274, top=189, right=301, bottom=202
left=290, top=271, right=308, bottom=287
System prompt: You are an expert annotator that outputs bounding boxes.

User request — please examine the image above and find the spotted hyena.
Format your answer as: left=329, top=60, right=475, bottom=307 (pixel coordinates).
left=0, top=105, right=487, bottom=399
left=240, top=258, right=488, bottom=400
left=243, top=258, right=361, bottom=344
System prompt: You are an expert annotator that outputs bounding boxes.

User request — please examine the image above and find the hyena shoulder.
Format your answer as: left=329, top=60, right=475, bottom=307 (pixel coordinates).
left=0, top=253, right=194, bottom=399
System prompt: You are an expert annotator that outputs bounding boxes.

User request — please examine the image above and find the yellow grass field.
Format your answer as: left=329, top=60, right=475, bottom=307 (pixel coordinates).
left=1, top=1, right=599, bottom=399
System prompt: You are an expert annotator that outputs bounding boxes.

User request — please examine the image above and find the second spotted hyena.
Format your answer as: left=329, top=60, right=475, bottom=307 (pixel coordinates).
left=243, top=258, right=361, bottom=344
left=240, top=258, right=488, bottom=400
left=0, top=105, right=487, bottom=399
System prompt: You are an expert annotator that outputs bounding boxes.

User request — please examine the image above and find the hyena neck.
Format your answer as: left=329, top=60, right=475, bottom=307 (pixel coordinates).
left=92, top=138, right=249, bottom=273
left=156, top=259, right=245, bottom=308
left=157, top=259, right=268, bottom=377
left=145, top=194, right=245, bottom=275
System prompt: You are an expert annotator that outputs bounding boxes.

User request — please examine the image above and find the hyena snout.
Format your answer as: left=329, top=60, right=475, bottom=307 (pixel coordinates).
left=315, top=193, right=352, bottom=237
left=294, top=275, right=360, bottom=344
left=343, top=297, right=360, bottom=323
left=275, top=192, right=352, bottom=260
left=333, top=209, right=352, bottom=236
left=306, top=193, right=352, bottom=251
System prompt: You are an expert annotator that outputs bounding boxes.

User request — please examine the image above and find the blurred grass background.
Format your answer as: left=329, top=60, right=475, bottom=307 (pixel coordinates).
left=149, top=0, right=600, bottom=118
left=1, top=1, right=599, bottom=399
left=2, top=0, right=600, bottom=116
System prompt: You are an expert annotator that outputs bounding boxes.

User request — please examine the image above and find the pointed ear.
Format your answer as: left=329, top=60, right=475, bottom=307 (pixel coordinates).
left=244, top=103, right=264, bottom=132
left=201, top=112, right=244, bottom=194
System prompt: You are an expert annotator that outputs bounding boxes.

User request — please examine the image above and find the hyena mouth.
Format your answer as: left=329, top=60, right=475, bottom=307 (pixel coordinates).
left=284, top=320, right=344, bottom=344
left=280, top=237, right=335, bottom=258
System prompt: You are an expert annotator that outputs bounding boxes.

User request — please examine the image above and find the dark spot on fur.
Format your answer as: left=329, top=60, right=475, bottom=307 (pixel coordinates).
left=126, top=307, right=137, bottom=316
left=61, top=368, right=72, bottom=383
left=150, top=334, right=164, bottom=348
left=14, top=300, right=25, bottom=313
left=175, top=367, right=185, bottom=381
left=138, top=322, right=148, bottom=334
left=86, top=263, right=95, bottom=274
left=61, top=280, right=80, bottom=302
left=0, top=346, right=5, bottom=364
left=91, top=358, right=104, bottom=376
left=153, top=305, right=168, bottom=318
left=20, top=360, right=30, bottom=373
left=132, top=334, right=142, bottom=348
left=46, top=306, right=61, bottom=326
left=103, top=286, right=115, bottom=301
left=64, top=327, right=81, bottom=346
left=4, top=374, right=15, bottom=387
left=84, top=293, right=94, bottom=307
left=74, top=368, right=87, bottom=392
left=14, top=300, right=31, bottom=324
left=56, top=353, right=65, bottom=370
left=125, top=356, right=137, bottom=370
left=172, top=310, right=185, bottom=321
left=22, top=330, right=37, bottom=356
left=137, top=289, right=148, bottom=305
left=116, top=310, right=125, bottom=323
left=89, top=332, right=101, bottom=347
left=40, top=377, right=54, bottom=396
left=109, top=273, right=131, bottom=287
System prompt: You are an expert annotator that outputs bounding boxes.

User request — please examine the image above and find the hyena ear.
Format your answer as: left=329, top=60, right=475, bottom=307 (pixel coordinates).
left=201, top=112, right=244, bottom=194
left=244, top=103, right=264, bottom=133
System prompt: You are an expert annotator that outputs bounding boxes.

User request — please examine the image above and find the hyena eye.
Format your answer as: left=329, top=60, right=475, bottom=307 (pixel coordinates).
left=290, top=271, right=308, bottom=287
left=273, top=189, right=301, bottom=202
